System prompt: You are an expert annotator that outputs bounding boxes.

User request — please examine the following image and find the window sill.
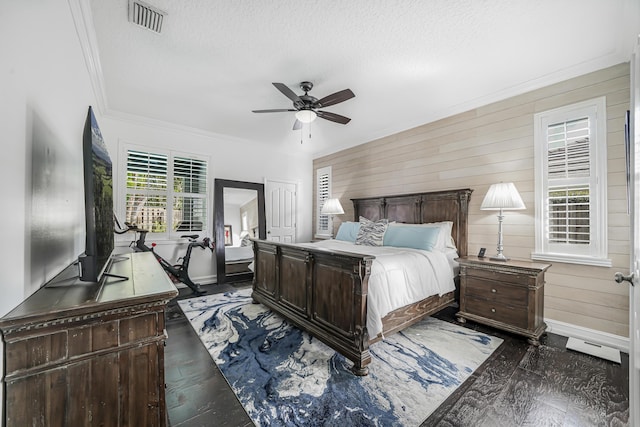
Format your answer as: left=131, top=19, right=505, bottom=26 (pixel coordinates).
left=531, top=252, right=612, bottom=268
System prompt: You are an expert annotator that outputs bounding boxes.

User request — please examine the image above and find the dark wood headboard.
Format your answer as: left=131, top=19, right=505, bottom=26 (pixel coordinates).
left=351, top=188, right=473, bottom=257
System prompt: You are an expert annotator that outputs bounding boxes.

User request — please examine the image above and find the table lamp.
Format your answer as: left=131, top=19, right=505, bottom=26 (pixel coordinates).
left=480, top=182, right=525, bottom=261
left=321, top=198, right=344, bottom=237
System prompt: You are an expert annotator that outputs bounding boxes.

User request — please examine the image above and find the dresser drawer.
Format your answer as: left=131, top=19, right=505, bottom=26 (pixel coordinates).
left=464, top=278, right=528, bottom=308
left=465, top=296, right=528, bottom=329
left=465, top=267, right=534, bottom=287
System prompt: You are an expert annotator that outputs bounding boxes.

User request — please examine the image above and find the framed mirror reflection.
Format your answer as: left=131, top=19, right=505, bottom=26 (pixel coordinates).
left=214, top=179, right=266, bottom=284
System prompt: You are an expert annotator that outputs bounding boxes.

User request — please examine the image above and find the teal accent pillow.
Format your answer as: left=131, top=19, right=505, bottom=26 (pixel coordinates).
left=335, top=222, right=361, bottom=242
left=383, top=225, right=440, bottom=251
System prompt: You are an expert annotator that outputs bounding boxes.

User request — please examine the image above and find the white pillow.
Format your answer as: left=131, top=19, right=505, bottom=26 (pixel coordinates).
left=431, top=221, right=456, bottom=249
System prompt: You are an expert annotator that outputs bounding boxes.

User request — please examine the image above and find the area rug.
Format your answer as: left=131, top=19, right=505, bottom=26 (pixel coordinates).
left=179, top=289, right=502, bottom=427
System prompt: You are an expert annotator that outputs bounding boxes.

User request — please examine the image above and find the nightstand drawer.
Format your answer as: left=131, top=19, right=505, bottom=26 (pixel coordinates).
left=466, top=267, right=533, bottom=287
left=464, top=278, right=527, bottom=307
left=465, top=297, right=528, bottom=329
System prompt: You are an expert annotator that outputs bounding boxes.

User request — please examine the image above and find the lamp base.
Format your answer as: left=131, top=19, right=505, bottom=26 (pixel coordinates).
left=490, top=253, right=509, bottom=262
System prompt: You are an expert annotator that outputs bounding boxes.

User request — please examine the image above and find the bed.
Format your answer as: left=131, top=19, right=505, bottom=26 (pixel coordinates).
left=224, top=245, right=254, bottom=274
left=251, top=188, right=472, bottom=375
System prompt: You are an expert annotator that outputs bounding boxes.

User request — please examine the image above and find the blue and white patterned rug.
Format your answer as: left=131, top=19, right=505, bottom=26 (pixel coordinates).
left=179, top=288, right=502, bottom=427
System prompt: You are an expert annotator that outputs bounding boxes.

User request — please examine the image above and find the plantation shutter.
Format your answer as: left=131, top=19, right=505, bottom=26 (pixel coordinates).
left=125, top=148, right=208, bottom=235
left=546, top=118, right=591, bottom=246
left=173, top=156, right=207, bottom=232
left=316, top=167, right=331, bottom=236
left=126, top=150, right=169, bottom=232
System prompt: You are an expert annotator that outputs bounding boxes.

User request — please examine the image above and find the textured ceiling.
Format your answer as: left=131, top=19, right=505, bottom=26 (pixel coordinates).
left=87, top=0, right=632, bottom=157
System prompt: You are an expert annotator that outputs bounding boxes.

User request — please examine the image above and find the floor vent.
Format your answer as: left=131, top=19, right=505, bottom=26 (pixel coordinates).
left=566, top=337, right=621, bottom=363
left=128, top=0, right=166, bottom=34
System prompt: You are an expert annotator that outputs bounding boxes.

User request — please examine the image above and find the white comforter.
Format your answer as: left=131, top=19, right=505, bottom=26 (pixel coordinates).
left=302, top=240, right=456, bottom=338
left=225, top=245, right=254, bottom=262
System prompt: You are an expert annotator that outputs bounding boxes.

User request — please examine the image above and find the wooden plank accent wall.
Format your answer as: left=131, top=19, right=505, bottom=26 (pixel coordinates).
left=313, top=63, right=631, bottom=337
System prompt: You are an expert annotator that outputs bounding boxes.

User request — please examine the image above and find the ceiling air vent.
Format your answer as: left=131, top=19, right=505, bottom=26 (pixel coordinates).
left=128, top=0, right=166, bottom=34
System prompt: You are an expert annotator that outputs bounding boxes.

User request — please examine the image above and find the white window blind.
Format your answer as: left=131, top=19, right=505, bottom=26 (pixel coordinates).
left=126, top=150, right=169, bottom=233
left=173, top=156, right=207, bottom=232
left=316, top=166, right=331, bottom=236
left=546, top=118, right=591, bottom=246
left=125, top=148, right=208, bottom=236
left=533, top=97, right=609, bottom=266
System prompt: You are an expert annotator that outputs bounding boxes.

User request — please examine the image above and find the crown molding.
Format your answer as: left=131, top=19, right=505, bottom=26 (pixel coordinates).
left=67, top=0, right=109, bottom=115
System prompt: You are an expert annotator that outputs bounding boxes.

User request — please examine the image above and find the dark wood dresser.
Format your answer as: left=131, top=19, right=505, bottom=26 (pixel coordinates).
left=456, top=256, right=550, bottom=345
left=0, top=252, right=178, bottom=427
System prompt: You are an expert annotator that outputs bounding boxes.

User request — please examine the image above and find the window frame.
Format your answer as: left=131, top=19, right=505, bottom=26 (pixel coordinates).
left=118, top=143, right=211, bottom=242
left=315, top=166, right=332, bottom=239
left=532, top=96, right=611, bottom=267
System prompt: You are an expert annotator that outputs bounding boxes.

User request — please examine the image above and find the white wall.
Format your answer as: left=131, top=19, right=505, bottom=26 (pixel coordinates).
left=224, top=202, right=242, bottom=247
left=0, top=0, right=100, bottom=313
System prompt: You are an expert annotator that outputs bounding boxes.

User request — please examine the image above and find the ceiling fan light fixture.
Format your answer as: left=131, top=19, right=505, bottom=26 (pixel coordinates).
left=295, top=110, right=317, bottom=123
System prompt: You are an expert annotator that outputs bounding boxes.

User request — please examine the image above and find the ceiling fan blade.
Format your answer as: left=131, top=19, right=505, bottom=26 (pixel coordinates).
left=273, top=83, right=302, bottom=103
left=315, top=89, right=355, bottom=108
left=293, top=119, right=303, bottom=130
left=252, top=109, right=296, bottom=113
left=316, top=110, right=351, bottom=125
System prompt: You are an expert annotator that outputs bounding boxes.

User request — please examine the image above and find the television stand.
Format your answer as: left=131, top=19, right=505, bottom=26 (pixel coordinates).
left=0, top=252, right=178, bottom=426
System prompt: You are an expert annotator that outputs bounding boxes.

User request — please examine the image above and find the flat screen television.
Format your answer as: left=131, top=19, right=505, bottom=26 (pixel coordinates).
left=78, top=106, right=115, bottom=282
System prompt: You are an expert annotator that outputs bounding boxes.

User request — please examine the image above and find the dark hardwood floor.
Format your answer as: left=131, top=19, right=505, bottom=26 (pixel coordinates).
left=165, top=283, right=629, bottom=427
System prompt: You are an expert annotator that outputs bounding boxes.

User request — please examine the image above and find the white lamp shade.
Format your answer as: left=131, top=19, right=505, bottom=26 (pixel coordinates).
left=480, top=182, right=526, bottom=210
left=321, top=198, right=344, bottom=215
left=295, top=110, right=317, bottom=123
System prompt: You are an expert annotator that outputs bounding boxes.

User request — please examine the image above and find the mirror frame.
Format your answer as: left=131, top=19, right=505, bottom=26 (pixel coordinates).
left=214, top=178, right=266, bottom=284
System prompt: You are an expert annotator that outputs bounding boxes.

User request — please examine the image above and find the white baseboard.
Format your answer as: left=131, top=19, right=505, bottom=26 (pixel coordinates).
left=545, top=318, right=629, bottom=354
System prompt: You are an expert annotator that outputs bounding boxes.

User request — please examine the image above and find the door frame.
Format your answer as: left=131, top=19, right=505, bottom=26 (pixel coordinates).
left=629, top=38, right=640, bottom=427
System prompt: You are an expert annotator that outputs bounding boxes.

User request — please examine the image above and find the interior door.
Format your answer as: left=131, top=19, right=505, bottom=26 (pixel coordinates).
left=265, top=179, right=297, bottom=243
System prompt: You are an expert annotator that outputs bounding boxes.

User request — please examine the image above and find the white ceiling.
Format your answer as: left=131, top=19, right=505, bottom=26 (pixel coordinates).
left=86, top=0, right=633, bottom=157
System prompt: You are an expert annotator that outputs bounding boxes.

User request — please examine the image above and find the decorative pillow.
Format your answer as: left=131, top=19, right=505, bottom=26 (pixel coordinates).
left=240, top=234, right=252, bottom=247
left=383, top=224, right=440, bottom=251
left=335, top=221, right=361, bottom=242
left=355, top=216, right=389, bottom=246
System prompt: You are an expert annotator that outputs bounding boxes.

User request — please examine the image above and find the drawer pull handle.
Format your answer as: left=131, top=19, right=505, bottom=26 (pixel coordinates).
left=491, top=308, right=496, bottom=313
left=491, top=288, right=497, bottom=293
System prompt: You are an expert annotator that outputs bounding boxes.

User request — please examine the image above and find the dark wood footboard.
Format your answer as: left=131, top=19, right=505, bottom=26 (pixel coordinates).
left=252, top=240, right=375, bottom=375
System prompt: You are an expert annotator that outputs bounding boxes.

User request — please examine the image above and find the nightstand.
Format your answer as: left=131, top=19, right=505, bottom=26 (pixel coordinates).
left=455, top=256, right=551, bottom=346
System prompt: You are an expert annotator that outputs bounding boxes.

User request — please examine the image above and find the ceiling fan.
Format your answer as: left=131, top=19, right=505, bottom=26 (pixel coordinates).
left=252, top=81, right=355, bottom=130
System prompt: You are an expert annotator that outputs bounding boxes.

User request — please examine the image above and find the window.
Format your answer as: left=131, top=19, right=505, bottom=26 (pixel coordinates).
left=533, top=97, right=610, bottom=266
left=315, top=166, right=332, bottom=237
left=124, top=146, right=208, bottom=238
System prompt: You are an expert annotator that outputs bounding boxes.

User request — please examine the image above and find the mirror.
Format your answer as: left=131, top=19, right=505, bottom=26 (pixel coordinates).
left=214, top=179, right=266, bottom=284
